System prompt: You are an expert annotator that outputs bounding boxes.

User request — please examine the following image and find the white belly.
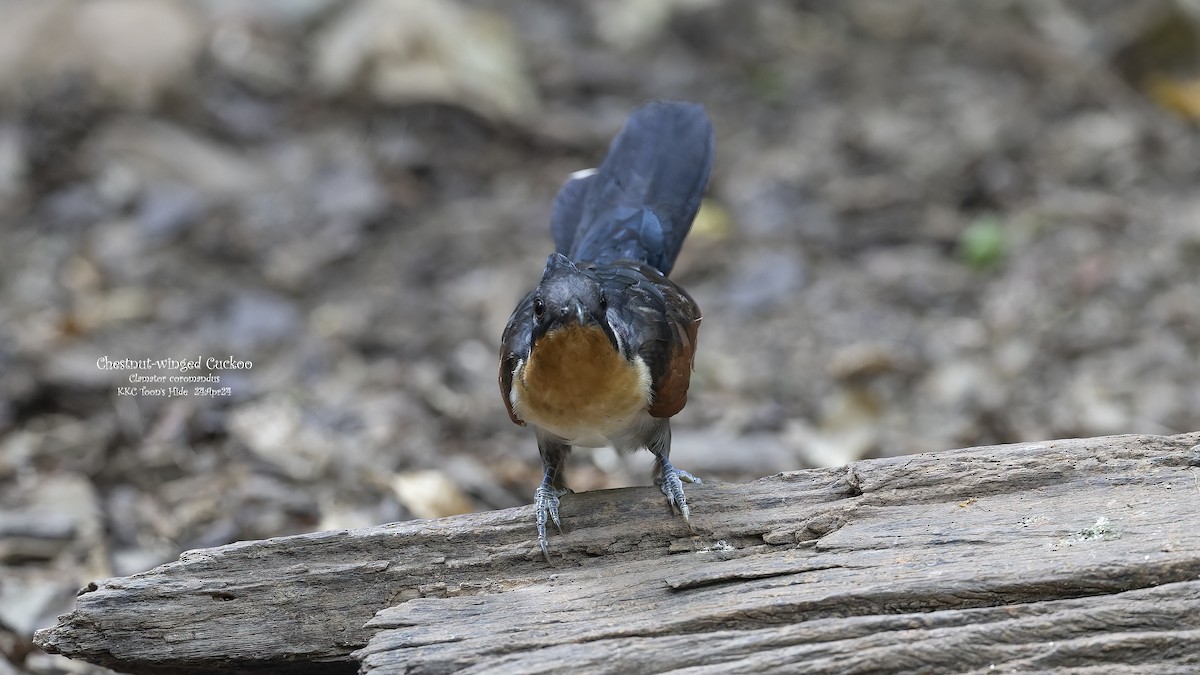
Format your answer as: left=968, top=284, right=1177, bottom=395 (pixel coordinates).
left=529, top=407, right=653, bottom=450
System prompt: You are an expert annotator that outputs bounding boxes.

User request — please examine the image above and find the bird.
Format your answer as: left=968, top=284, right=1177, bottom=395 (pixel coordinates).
left=498, top=101, right=715, bottom=560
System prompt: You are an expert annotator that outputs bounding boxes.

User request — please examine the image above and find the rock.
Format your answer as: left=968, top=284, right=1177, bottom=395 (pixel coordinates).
left=0, top=474, right=108, bottom=646
left=588, top=0, right=720, bottom=51
left=82, top=118, right=275, bottom=198
left=135, top=182, right=205, bottom=242
left=214, top=291, right=302, bottom=351
left=25, top=474, right=108, bottom=575
left=208, top=19, right=299, bottom=94
left=0, top=522, right=76, bottom=566
left=391, top=470, right=474, bottom=520
left=0, top=577, right=77, bottom=638
left=229, top=398, right=338, bottom=481
left=0, top=431, right=36, bottom=478
left=0, top=0, right=204, bottom=108
left=0, top=510, right=76, bottom=540
left=311, top=0, right=539, bottom=123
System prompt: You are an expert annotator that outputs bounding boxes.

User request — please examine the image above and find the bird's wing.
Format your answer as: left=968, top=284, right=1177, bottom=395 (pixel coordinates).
left=589, top=262, right=701, bottom=418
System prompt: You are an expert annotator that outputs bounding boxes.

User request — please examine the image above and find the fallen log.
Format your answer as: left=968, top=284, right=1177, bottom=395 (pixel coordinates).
left=34, top=432, right=1200, bottom=674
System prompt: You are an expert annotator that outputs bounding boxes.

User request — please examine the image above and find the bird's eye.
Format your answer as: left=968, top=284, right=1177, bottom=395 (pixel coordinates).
left=532, top=297, right=545, bottom=318
left=598, top=291, right=608, bottom=312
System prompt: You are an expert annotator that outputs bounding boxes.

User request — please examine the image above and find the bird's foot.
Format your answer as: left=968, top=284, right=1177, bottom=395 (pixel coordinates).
left=655, top=459, right=701, bottom=527
left=534, top=483, right=572, bottom=561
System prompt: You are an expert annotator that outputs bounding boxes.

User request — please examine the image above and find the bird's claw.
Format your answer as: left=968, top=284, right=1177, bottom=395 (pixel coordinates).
left=534, top=484, right=571, bottom=561
left=656, top=462, right=701, bottom=526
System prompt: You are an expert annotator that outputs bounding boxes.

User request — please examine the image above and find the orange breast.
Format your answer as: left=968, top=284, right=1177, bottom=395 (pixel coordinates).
left=514, top=324, right=650, bottom=442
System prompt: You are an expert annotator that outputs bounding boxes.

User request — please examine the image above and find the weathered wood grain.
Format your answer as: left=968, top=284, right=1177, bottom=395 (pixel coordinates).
left=34, top=432, right=1200, bottom=674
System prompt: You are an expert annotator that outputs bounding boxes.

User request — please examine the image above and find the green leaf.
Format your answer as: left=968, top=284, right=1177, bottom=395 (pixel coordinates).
left=959, top=214, right=1007, bottom=269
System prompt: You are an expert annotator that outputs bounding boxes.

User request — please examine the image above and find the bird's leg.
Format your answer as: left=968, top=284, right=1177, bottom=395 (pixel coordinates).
left=534, top=432, right=572, bottom=561
left=648, top=421, right=701, bottom=526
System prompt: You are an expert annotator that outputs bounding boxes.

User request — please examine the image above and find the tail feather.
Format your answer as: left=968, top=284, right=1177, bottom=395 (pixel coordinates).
left=550, top=168, right=597, bottom=257
left=550, top=102, right=715, bottom=277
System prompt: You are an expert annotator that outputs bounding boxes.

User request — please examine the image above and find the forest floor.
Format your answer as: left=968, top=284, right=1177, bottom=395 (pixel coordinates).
left=2, top=1, right=1199, bottom=672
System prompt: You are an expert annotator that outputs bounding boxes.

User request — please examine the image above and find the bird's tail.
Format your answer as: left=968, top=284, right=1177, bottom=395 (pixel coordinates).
left=550, top=101, right=715, bottom=277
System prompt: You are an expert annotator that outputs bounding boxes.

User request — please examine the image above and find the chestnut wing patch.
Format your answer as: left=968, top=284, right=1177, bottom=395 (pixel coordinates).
left=647, top=309, right=700, bottom=418
left=590, top=262, right=701, bottom=420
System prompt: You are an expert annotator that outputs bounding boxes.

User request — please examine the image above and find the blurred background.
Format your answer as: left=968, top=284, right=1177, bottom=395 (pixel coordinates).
left=3, top=0, right=1200, bottom=671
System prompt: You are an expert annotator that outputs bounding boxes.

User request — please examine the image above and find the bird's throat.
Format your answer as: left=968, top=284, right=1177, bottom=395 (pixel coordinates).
left=515, top=324, right=650, bottom=443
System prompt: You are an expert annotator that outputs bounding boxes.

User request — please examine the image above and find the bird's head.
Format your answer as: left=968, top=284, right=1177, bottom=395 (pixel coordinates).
left=529, top=253, right=619, bottom=353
